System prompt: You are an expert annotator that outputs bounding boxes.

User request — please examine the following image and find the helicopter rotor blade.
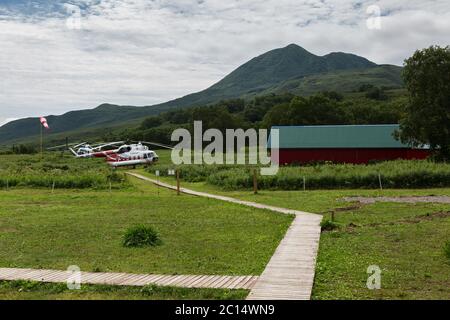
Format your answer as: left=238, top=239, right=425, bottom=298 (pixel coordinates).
left=47, top=141, right=87, bottom=150
left=73, top=142, right=89, bottom=149
left=91, top=141, right=125, bottom=151
left=137, top=141, right=174, bottom=150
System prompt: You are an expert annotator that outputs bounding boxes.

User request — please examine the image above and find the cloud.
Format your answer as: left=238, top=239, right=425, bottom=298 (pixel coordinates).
left=0, top=0, right=449, bottom=122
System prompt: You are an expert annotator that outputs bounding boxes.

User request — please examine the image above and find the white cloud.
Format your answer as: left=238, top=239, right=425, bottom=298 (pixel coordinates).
left=0, top=0, right=449, bottom=122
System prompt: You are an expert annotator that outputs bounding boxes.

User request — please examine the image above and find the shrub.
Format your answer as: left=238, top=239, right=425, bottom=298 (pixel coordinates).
left=444, top=240, right=450, bottom=260
left=122, top=225, right=162, bottom=248
left=320, top=220, right=339, bottom=232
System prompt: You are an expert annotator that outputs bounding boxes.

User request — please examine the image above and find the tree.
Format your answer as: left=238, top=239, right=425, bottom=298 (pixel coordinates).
left=141, top=116, right=162, bottom=129
left=398, top=46, right=450, bottom=160
left=365, top=87, right=387, bottom=101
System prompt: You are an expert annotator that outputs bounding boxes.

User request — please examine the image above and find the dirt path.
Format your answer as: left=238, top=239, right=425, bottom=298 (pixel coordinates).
left=344, top=196, right=450, bottom=204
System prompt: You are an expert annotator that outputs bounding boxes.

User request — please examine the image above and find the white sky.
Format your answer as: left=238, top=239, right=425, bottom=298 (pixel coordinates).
left=0, top=0, right=449, bottom=126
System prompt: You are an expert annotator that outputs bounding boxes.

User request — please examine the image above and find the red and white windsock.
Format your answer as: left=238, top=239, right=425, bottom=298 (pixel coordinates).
left=40, top=117, right=49, bottom=129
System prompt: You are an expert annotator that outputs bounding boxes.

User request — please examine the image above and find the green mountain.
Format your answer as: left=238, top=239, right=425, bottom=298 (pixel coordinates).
left=0, top=44, right=403, bottom=145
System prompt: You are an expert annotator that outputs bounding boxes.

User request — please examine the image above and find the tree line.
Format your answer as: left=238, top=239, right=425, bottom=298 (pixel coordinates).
left=109, top=90, right=405, bottom=146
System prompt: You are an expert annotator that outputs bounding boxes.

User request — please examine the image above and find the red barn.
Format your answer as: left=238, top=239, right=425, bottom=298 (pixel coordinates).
left=269, top=124, right=430, bottom=165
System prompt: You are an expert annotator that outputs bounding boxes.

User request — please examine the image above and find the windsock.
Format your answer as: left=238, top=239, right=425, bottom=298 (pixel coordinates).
left=40, top=117, right=49, bottom=129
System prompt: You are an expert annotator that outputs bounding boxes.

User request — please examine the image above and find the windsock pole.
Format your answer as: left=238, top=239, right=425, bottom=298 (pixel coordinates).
left=39, top=117, right=49, bottom=159
left=40, top=123, right=43, bottom=159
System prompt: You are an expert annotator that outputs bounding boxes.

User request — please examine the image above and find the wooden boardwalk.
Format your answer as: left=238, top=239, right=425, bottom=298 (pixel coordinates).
left=0, top=267, right=258, bottom=290
left=128, top=172, right=323, bottom=300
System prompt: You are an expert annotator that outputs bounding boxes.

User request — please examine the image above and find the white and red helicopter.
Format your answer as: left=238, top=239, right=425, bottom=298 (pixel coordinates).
left=105, top=141, right=171, bottom=168
left=49, top=140, right=172, bottom=168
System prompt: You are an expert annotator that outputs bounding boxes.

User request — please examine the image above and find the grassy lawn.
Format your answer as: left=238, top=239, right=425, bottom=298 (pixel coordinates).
left=0, top=176, right=293, bottom=276
left=1, top=152, right=449, bottom=300
left=136, top=169, right=450, bottom=212
left=314, top=203, right=450, bottom=300
left=136, top=170, right=450, bottom=300
left=0, top=280, right=248, bottom=300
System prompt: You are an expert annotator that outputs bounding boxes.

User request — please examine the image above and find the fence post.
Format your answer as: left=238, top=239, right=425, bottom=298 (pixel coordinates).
left=176, top=169, right=180, bottom=196
left=378, top=172, right=383, bottom=190
left=253, top=169, right=258, bottom=194
left=52, top=180, right=55, bottom=193
left=303, top=176, right=306, bottom=191
left=6, top=179, right=9, bottom=191
left=155, top=170, right=160, bottom=196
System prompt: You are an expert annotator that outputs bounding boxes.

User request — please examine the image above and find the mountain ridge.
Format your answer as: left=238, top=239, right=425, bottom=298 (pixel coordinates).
left=0, top=44, right=403, bottom=145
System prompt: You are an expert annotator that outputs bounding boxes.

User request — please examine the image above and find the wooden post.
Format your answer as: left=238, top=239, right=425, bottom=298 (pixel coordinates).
left=176, top=169, right=180, bottom=196
left=6, top=179, right=9, bottom=191
left=62, top=137, right=69, bottom=157
left=52, top=180, right=55, bottom=193
left=109, top=181, right=112, bottom=193
left=40, top=124, right=43, bottom=160
left=253, top=169, right=258, bottom=194
left=303, top=176, right=306, bottom=191
left=331, top=211, right=335, bottom=222
left=378, top=173, right=383, bottom=190
left=156, top=170, right=160, bottom=196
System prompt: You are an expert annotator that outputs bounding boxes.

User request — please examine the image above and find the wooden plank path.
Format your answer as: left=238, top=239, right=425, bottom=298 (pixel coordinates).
left=127, top=172, right=323, bottom=300
left=0, top=268, right=258, bottom=290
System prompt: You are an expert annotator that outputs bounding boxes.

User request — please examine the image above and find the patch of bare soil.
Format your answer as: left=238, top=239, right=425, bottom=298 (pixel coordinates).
left=343, top=196, right=450, bottom=204
left=342, top=211, right=450, bottom=232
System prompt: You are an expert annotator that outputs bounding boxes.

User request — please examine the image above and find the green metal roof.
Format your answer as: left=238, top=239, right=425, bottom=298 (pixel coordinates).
left=269, top=124, right=410, bottom=149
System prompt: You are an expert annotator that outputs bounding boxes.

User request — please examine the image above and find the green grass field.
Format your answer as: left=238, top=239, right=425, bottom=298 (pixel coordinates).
left=137, top=170, right=450, bottom=300
left=314, top=205, right=450, bottom=300
left=0, top=154, right=128, bottom=189
left=0, top=177, right=292, bottom=276
left=1, top=153, right=449, bottom=300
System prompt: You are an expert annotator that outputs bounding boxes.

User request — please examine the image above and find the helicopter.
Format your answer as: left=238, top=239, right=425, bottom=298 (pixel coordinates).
left=48, top=140, right=173, bottom=168
left=105, top=141, right=173, bottom=168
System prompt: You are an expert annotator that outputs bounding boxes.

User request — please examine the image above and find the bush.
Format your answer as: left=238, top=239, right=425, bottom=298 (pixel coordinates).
left=444, top=241, right=450, bottom=260
left=122, top=225, right=162, bottom=248
left=321, top=220, right=339, bottom=232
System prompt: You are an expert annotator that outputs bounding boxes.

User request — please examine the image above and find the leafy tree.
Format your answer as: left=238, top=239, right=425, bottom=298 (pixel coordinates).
left=219, top=99, right=245, bottom=113
left=262, top=95, right=346, bottom=127
left=164, top=109, right=191, bottom=124
left=261, top=103, right=292, bottom=128
left=191, top=106, right=242, bottom=133
left=365, top=87, right=388, bottom=101
left=398, top=46, right=450, bottom=159
left=321, top=91, right=344, bottom=102
left=141, top=116, right=162, bottom=129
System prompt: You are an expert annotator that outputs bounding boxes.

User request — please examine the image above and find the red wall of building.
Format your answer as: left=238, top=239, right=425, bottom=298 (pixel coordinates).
left=273, top=148, right=430, bottom=165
